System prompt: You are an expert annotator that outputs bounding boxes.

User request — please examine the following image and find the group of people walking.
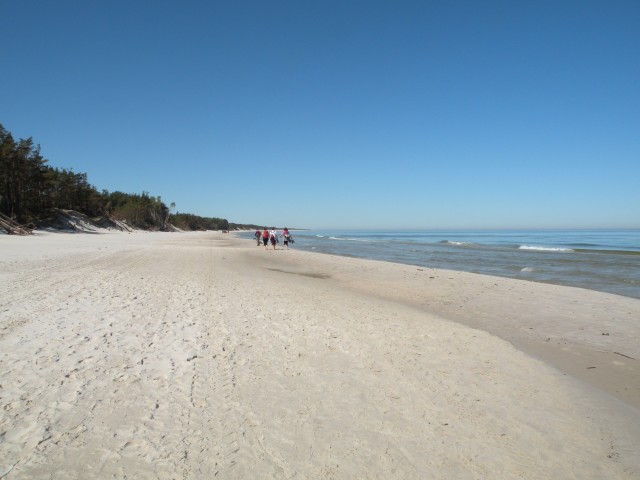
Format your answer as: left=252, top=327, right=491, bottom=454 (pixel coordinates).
left=255, top=227, right=294, bottom=250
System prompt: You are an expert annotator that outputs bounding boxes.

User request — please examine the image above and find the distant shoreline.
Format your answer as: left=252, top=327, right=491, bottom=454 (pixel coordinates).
left=235, top=229, right=640, bottom=300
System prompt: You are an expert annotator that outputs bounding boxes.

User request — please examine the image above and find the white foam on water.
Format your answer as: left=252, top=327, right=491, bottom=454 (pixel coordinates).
left=519, top=245, right=574, bottom=252
left=326, top=236, right=372, bottom=242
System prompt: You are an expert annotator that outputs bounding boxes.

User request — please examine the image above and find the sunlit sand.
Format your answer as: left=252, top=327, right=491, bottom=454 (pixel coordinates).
left=1, top=231, right=639, bottom=479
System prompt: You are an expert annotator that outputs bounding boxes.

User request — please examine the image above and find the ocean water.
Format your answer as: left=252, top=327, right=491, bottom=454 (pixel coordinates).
left=240, top=229, right=640, bottom=299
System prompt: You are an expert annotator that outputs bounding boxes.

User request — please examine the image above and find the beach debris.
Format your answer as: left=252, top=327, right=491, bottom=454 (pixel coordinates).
left=613, top=351, right=636, bottom=360
left=0, top=212, right=33, bottom=235
left=601, top=332, right=609, bottom=335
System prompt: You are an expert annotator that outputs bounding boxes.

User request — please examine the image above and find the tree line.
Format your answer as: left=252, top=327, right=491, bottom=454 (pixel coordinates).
left=0, top=124, right=254, bottom=231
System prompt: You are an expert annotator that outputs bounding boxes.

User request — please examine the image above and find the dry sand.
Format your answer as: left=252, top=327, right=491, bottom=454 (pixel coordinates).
left=1, top=230, right=639, bottom=479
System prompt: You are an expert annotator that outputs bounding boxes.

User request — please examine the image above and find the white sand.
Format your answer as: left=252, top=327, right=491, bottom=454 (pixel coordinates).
left=1, top=230, right=639, bottom=479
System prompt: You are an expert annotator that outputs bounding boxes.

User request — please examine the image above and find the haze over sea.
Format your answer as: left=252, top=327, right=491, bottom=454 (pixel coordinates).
left=242, top=229, right=640, bottom=300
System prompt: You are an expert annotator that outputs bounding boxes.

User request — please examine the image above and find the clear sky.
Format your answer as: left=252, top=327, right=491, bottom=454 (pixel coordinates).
left=2, top=1, right=639, bottom=229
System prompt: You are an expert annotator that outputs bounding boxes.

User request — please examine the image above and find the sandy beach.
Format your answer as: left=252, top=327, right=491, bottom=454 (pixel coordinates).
left=1, top=230, right=639, bottom=479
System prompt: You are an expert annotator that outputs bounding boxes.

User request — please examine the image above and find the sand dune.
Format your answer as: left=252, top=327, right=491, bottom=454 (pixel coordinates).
left=1, top=231, right=639, bottom=479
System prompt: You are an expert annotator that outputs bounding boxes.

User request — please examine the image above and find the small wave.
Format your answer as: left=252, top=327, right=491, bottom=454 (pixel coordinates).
left=440, top=240, right=474, bottom=246
left=344, top=237, right=378, bottom=242
left=519, top=245, right=574, bottom=252
left=521, top=267, right=535, bottom=272
left=325, top=236, right=376, bottom=242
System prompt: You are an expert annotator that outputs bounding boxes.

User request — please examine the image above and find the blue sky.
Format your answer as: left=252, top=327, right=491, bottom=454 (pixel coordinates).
left=2, top=1, right=639, bottom=229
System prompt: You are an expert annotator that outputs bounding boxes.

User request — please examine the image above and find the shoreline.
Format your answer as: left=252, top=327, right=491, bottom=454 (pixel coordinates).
left=1, top=230, right=639, bottom=478
left=258, top=229, right=640, bottom=301
left=235, top=232, right=640, bottom=410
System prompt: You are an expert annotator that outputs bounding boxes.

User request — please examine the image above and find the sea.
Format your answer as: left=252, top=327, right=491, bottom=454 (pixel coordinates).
left=239, top=229, right=640, bottom=300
